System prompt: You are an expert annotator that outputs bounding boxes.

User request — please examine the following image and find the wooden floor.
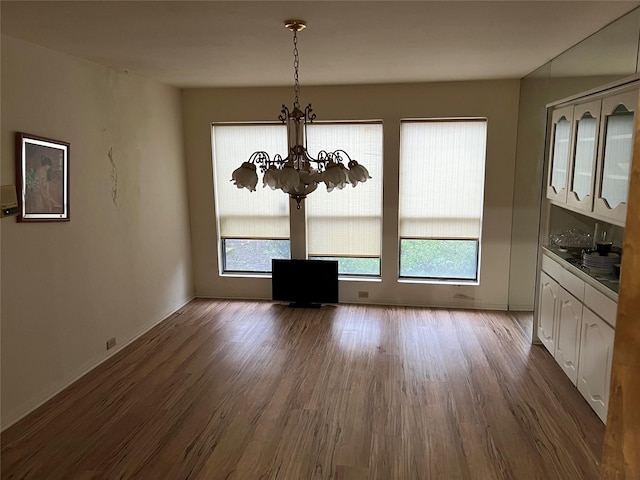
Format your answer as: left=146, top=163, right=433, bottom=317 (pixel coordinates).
left=1, top=300, right=604, bottom=479
left=509, top=310, right=534, bottom=339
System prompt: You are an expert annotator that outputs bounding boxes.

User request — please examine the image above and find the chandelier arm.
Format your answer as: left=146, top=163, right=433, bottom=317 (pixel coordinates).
left=316, top=150, right=330, bottom=161
left=278, top=105, right=289, bottom=123
left=332, top=149, right=354, bottom=163
left=309, top=150, right=330, bottom=171
left=248, top=151, right=270, bottom=164
left=247, top=151, right=289, bottom=173
left=304, top=105, right=316, bottom=122
left=305, top=160, right=328, bottom=169
left=247, top=151, right=270, bottom=173
left=301, top=149, right=317, bottom=163
left=272, top=154, right=287, bottom=167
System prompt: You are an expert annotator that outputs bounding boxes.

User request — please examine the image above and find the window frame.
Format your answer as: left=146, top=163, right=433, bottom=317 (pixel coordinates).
left=304, top=120, right=384, bottom=278
left=212, top=121, right=291, bottom=276
left=397, top=118, right=487, bottom=284
left=398, top=237, right=480, bottom=283
left=212, top=120, right=384, bottom=278
left=221, top=237, right=291, bottom=275
left=309, top=254, right=382, bottom=277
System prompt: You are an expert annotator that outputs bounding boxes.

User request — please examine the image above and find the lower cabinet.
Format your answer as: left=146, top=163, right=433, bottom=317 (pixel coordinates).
left=577, top=308, right=615, bottom=423
left=537, top=253, right=617, bottom=423
left=555, top=288, right=583, bottom=385
left=538, top=272, right=559, bottom=355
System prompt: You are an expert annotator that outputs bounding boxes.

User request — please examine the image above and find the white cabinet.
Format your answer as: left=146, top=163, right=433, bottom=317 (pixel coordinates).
left=547, top=87, right=637, bottom=226
left=538, top=272, right=559, bottom=354
left=538, top=253, right=616, bottom=422
left=555, top=288, right=583, bottom=385
left=538, top=264, right=585, bottom=386
left=567, top=100, right=601, bottom=212
left=577, top=308, right=615, bottom=423
left=547, top=106, right=574, bottom=203
left=539, top=81, right=629, bottom=424
left=593, top=90, right=638, bottom=224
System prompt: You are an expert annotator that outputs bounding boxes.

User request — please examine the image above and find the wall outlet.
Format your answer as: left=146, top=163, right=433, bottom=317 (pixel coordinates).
left=106, top=337, right=116, bottom=350
left=358, top=291, right=369, bottom=298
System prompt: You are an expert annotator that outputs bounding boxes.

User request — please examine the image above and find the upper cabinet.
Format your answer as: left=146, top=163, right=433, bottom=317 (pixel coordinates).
left=546, top=85, right=638, bottom=226
left=567, top=100, right=601, bottom=212
left=593, top=90, right=638, bottom=224
left=547, top=106, right=574, bottom=203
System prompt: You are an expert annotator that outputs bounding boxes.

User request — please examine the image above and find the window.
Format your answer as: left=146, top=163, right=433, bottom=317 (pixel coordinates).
left=222, top=239, right=290, bottom=273
left=212, top=121, right=383, bottom=276
left=398, top=119, right=487, bottom=281
left=212, top=124, right=290, bottom=273
left=305, top=122, right=384, bottom=276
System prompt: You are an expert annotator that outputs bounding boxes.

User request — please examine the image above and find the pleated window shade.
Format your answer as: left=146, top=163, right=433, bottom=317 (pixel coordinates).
left=212, top=124, right=290, bottom=239
left=305, top=122, right=384, bottom=258
left=399, top=120, right=487, bottom=239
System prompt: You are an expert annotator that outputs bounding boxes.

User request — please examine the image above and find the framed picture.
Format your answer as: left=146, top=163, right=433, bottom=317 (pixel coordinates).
left=16, top=132, right=70, bottom=222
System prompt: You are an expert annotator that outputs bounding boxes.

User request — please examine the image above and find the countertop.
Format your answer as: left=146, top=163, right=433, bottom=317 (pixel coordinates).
left=543, top=245, right=620, bottom=296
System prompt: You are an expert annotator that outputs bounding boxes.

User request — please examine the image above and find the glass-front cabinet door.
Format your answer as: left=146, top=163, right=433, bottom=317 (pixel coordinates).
left=547, top=106, right=574, bottom=203
left=594, top=89, right=637, bottom=224
left=567, top=100, right=601, bottom=212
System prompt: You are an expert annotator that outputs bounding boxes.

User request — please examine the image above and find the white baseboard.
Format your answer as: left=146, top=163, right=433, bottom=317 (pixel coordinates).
left=195, top=294, right=508, bottom=311
left=507, top=304, right=534, bottom=311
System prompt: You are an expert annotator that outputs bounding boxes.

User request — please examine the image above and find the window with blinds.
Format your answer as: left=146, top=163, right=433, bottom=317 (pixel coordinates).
left=305, top=122, right=384, bottom=276
left=398, top=119, right=487, bottom=281
left=212, top=121, right=383, bottom=276
left=212, top=124, right=291, bottom=273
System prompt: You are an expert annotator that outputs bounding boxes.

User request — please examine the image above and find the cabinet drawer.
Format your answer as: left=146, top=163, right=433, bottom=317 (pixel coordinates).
left=541, top=254, right=585, bottom=301
left=584, top=284, right=618, bottom=327
left=541, top=254, right=563, bottom=281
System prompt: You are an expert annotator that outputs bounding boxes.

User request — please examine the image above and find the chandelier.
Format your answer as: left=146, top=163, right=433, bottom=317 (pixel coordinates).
left=230, top=19, right=371, bottom=209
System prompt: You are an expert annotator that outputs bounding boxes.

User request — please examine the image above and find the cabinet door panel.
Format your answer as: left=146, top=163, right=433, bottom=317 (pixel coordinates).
left=594, top=89, right=637, bottom=224
left=555, top=288, right=583, bottom=385
left=538, top=272, right=559, bottom=355
left=547, top=106, right=574, bottom=203
left=577, top=308, right=615, bottom=423
left=567, top=100, right=601, bottom=212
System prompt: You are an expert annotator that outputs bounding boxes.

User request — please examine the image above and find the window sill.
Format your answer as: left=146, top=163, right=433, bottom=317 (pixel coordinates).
left=398, top=278, right=479, bottom=286
left=220, top=272, right=271, bottom=279
left=219, top=273, right=383, bottom=282
left=339, top=275, right=382, bottom=282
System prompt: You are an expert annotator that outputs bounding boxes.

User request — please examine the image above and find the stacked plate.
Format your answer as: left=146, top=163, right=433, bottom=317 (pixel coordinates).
left=582, top=251, right=620, bottom=273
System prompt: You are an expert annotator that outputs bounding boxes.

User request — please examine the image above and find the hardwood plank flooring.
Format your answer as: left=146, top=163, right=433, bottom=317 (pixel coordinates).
left=507, top=311, right=534, bottom=338
left=1, top=300, right=604, bottom=479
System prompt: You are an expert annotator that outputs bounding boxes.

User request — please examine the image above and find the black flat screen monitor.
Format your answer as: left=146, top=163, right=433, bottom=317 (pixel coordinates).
left=272, top=259, right=339, bottom=308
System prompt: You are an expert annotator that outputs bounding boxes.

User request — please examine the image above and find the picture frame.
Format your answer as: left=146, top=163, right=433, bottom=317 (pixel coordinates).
left=16, top=132, right=70, bottom=222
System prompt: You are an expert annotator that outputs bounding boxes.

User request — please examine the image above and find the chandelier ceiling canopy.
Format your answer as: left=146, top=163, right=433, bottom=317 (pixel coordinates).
left=230, top=19, right=371, bottom=209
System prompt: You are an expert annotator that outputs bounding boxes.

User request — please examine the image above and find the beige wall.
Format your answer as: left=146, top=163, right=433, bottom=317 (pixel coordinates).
left=182, top=80, right=520, bottom=309
left=0, top=36, right=194, bottom=428
left=508, top=69, right=552, bottom=311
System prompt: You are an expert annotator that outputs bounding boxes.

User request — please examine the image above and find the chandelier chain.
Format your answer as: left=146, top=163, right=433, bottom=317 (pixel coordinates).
left=293, top=30, right=300, bottom=109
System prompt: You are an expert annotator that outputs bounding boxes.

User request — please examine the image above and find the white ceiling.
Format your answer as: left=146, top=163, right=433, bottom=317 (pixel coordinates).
left=2, top=1, right=639, bottom=88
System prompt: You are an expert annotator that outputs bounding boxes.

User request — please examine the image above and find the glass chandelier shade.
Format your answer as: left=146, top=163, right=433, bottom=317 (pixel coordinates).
left=230, top=19, right=371, bottom=208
